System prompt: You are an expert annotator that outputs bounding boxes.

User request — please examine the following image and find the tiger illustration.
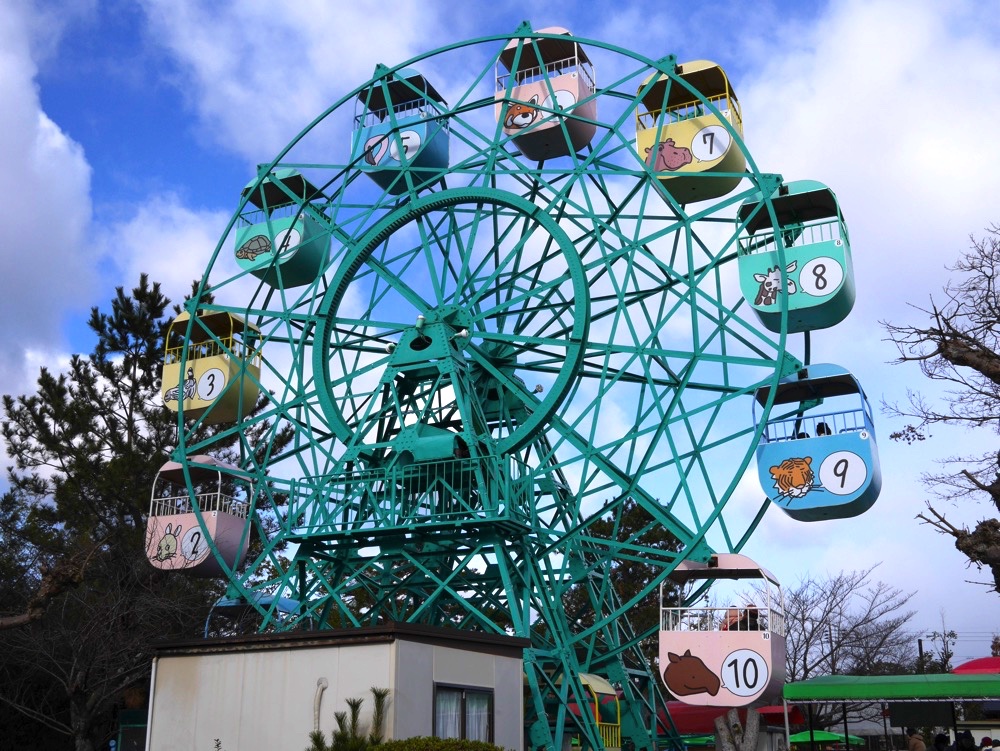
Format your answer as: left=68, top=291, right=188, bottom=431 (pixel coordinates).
left=769, top=456, right=816, bottom=500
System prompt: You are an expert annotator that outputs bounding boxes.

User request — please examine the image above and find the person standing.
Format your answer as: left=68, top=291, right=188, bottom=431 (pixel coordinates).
left=957, top=731, right=978, bottom=751
left=908, top=728, right=926, bottom=751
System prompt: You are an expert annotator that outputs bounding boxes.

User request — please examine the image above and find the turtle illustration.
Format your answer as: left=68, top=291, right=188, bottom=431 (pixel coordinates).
left=235, top=234, right=272, bottom=261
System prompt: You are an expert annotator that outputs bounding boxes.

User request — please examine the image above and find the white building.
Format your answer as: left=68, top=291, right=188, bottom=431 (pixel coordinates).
left=146, top=623, right=529, bottom=751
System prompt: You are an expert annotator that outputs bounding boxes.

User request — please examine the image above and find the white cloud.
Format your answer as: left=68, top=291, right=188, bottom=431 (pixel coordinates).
left=139, top=1, right=452, bottom=161
left=0, top=0, right=95, bottom=397
left=100, top=194, right=231, bottom=307
left=738, top=0, right=1000, bottom=327
left=691, top=0, right=1000, bottom=660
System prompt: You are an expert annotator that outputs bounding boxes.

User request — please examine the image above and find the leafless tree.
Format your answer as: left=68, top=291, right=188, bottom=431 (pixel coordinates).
left=0, top=544, right=216, bottom=748
left=883, top=226, right=1000, bottom=592
left=783, top=567, right=916, bottom=728
left=0, top=541, right=106, bottom=631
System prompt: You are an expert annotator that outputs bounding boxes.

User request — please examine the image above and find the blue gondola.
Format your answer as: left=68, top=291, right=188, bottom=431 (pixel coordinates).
left=233, top=168, right=328, bottom=288
left=737, top=180, right=856, bottom=333
left=753, top=364, right=881, bottom=521
left=352, top=67, right=449, bottom=194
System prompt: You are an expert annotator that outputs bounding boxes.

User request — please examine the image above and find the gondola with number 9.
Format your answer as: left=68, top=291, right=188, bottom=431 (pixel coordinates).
left=753, top=363, right=882, bottom=521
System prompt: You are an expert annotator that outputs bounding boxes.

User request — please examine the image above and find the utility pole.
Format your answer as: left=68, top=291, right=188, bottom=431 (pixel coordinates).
left=829, top=622, right=838, bottom=675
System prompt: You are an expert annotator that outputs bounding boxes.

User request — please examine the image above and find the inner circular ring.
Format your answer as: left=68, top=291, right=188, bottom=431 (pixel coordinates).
left=313, top=186, right=591, bottom=459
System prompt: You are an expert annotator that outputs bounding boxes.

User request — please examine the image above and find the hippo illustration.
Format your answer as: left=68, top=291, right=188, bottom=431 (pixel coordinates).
left=645, top=138, right=694, bottom=172
left=663, top=649, right=721, bottom=697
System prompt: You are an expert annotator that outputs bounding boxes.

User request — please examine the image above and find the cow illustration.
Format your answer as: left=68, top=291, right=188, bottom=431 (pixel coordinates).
left=645, top=138, right=693, bottom=171
left=753, top=261, right=798, bottom=306
left=663, top=649, right=721, bottom=697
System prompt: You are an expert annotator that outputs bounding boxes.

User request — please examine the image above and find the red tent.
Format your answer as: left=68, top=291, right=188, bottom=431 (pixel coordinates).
left=659, top=703, right=805, bottom=734
left=953, top=657, right=1000, bottom=674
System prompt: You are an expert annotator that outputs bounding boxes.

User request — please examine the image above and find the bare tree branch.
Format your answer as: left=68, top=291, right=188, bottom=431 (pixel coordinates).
left=883, top=226, right=1000, bottom=593
left=783, top=567, right=916, bottom=728
left=0, top=540, right=106, bottom=631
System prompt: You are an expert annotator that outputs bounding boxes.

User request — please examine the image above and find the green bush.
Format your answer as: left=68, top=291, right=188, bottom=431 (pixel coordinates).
left=375, top=737, right=509, bottom=751
left=306, top=687, right=391, bottom=751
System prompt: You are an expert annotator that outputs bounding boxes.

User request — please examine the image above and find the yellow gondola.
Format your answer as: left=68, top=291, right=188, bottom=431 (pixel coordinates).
left=636, top=60, right=744, bottom=203
left=160, top=310, right=261, bottom=424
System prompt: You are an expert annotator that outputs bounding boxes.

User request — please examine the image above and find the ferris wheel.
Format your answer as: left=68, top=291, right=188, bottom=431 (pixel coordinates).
left=148, top=24, right=869, bottom=750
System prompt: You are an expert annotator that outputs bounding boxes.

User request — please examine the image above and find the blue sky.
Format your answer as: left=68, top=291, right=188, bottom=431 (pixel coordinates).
left=3, top=0, right=1000, bottom=661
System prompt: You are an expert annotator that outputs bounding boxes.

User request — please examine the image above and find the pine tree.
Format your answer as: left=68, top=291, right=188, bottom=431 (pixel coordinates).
left=0, top=275, right=287, bottom=750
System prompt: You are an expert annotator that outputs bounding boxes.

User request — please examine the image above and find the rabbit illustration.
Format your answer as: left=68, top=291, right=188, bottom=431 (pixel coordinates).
left=155, top=524, right=181, bottom=561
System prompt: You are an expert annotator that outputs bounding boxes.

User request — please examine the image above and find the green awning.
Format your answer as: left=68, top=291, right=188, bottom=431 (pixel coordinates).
left=783, top=673, right=1000, bottom=702
left=682, top=736, right=716, bottom=747
left=788, top=730, right=863, bottom=745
